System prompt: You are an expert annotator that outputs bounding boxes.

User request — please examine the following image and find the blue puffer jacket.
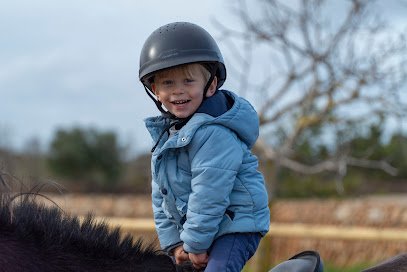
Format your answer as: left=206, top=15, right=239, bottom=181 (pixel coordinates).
left=144, top=90, right=270, bottom=254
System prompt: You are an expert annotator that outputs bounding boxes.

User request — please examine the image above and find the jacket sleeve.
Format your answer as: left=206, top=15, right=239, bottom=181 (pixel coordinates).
left=151, top=179, right=182, bottom=251
left=180, top=125, right=243, bottom=254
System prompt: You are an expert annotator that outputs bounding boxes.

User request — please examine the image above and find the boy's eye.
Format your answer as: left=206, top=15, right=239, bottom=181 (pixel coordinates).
left=185, top=78, right=194, bottom=83
left=162, top=80, right=173, bottom=85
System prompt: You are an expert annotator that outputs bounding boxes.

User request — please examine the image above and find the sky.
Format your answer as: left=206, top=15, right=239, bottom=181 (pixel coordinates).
left=1, top=0, right=406, bottom=156
left=0, top=0, right=238, bottom=155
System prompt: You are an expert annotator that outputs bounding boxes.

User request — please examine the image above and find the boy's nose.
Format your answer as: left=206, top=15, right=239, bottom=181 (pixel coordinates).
left=172, top=83, right=185, bottom=94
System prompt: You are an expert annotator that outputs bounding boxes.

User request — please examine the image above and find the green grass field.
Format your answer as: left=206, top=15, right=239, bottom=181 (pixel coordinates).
left=323, top=263, right=371, bottom=272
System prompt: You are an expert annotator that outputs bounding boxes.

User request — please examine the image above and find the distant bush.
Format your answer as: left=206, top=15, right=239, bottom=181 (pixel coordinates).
left=48, top=127, right=124, bottom=190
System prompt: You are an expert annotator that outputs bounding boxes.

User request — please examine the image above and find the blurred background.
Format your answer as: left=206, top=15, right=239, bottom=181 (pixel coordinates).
left=1, top=0, right=407, bottom=271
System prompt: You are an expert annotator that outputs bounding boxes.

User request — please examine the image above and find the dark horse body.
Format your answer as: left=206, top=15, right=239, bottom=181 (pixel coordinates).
left=361, top=253, right=407, bottom=272
left=0, top=189, right=178, bottom=271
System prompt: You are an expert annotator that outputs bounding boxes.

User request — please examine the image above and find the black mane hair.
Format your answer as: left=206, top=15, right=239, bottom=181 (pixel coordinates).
left=0, top=175, right=176, bottom=272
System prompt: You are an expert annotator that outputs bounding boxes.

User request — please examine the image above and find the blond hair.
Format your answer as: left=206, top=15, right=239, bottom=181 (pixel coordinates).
left=153, top=63, right=210, bottom=84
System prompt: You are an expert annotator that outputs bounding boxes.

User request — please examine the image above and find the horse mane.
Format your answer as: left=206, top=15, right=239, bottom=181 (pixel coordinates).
left=0, top=174, right=175, bottom=272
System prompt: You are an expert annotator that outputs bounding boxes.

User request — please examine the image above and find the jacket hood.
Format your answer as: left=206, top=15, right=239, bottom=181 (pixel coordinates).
left=203, top=90, right=259, bottom=148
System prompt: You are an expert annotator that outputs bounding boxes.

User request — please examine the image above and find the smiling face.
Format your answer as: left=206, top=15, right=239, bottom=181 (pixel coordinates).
left=151, top=64, right=217, bottom=118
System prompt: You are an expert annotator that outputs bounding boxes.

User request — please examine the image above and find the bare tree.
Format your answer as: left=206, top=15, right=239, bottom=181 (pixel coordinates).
left=215, top=0, right=407, bottom=195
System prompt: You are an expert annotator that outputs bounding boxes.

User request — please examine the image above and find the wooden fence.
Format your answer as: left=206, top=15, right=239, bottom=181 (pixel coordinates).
left=96, top=217, right=407, bottom=241
left=85, top=216, right=407, bottom=271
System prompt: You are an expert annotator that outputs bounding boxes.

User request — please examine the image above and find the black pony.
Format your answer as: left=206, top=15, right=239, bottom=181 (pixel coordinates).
left=0, top=174, right=179, bottom=272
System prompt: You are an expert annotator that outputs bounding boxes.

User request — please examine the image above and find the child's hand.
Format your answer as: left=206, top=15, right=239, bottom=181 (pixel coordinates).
left=188, top=252, right=209, bottom=270
left=173, top=245, right=190, bottom=264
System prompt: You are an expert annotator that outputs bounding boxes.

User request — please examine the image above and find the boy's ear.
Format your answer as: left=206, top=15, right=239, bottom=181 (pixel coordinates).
left=151, top=83, right=159, bottom=99
left=205, top=76, right=218, bottom=98
left=151, top=85, right=161, bottom=101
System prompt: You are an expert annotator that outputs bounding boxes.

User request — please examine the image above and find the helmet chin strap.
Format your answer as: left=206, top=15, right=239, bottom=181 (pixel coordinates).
left=202, top=64, right=218, bottom=99
left=143, top=85, right=172, bottom=116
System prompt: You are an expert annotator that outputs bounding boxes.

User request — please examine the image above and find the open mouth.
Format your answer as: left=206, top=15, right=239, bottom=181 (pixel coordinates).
left=171, top=100, right=190, bottom=105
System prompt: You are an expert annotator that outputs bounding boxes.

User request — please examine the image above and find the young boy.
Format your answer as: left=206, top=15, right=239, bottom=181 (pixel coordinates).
left=138, top=22, right=270, bottom=272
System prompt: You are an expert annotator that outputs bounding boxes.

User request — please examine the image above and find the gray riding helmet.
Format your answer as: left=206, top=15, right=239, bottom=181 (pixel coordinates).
left=139, top=22, right=227, bottom=92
